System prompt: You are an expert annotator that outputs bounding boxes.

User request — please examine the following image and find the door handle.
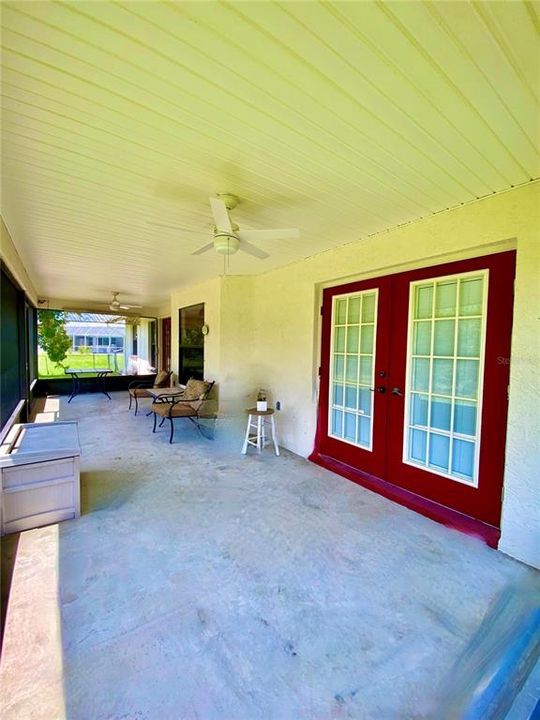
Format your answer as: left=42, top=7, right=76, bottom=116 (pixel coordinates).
left=370, top=386, right=386, bottom=394
left=392, top=387, right=404, bottom=397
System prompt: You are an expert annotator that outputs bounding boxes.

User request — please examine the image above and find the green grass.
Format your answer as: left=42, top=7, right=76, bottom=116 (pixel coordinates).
left=38, top=352, right=125, bottom=379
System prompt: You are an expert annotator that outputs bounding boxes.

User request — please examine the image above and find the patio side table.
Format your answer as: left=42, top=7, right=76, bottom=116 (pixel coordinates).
left=242, top=408, right=280, bottom=456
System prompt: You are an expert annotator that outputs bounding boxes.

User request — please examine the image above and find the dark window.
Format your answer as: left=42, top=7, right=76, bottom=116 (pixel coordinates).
left=132, top=325, right=138, bottom=356
left=74, top=335, right=85, bottom=347
left=110, top=336, right=123, bottom=348
left=178, top=303, right=204, bottom=384
left=149, top=320, right=157, bottom=369
left=1, top=266, right=24, bottom=428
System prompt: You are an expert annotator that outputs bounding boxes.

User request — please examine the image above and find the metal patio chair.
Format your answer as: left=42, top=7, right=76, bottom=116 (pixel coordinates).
left=151, top=379, right=215, bottom=443
left=128, top=370, right=172, bottom=415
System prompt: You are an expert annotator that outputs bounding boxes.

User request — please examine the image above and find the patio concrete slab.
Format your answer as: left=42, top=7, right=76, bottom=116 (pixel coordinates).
left=1, top=392, right=538, bottom=719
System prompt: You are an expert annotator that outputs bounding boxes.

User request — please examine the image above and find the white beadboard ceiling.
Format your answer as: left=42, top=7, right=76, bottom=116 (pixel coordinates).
left=1, top=1, right=539, bottom=308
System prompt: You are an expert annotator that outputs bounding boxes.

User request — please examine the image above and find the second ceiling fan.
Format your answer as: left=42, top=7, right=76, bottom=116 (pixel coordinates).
left=193, top=194, right=300, bottom=259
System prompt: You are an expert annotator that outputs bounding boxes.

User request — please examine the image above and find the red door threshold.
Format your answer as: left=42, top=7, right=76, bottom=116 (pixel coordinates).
left=309, top=451, right=501, bottom=549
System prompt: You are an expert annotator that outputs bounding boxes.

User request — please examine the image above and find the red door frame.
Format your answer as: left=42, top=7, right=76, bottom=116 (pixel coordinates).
left=310, top=251, right=516, bottom=547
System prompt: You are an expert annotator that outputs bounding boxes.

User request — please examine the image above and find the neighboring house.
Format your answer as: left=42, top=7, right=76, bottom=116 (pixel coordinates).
left=64, top=312, right=125, bottom=354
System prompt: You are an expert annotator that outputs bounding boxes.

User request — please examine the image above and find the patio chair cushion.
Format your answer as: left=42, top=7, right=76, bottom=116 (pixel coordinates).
left=152, top=400, right=199, bottom=418
left=154, top=370, right=171, bottom=388
left=182, top=379, right=212, bottom=400
left=129, top=387, right=153, bottom=398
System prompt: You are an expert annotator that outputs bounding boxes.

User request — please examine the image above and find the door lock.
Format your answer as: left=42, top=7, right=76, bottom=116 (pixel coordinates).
left=370, top=386, right=386, bottom=393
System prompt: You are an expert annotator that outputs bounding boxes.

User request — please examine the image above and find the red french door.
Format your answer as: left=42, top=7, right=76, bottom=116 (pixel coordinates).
left=312, top=251, right=515, bottom=535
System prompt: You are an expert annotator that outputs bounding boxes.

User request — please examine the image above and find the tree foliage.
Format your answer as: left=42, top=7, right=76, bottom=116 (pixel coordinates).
left=37, top=310, right=72, bottom=369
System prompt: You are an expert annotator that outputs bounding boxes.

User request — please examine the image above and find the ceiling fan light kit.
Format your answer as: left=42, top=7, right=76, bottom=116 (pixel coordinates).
left=213, top=233, right=240, bottom=255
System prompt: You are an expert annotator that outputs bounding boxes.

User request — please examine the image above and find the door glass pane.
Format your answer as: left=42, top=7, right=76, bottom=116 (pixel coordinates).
left=344, top=386, right=357, bottom=409
left=358, top=388, right=371, bottom=415
left=435, top=281, right=457, bottom=318
left=333, top=383, right=344, bottom=406
left=348, top=297, right=361, bottom=324
left=433, top=320, right=455, bottom=356
left=456, top=359, right=479, bottom=398
left=358, top=416, right=370, bottom=445
left=459, top=278, right=483, bottom=316
left=359, top=356, right=372, bottom=384
left=452, top=439, right=475, bottom=479
left=429, top=433, right=450, bottom=471
left=431, top=396, right=451, bottom=431
left=346, top=326, right=359, bottom=353
left=457, top=319, right=481, bottom=357
left=344, top=412, right=356, bottom=441
left=432, top=359, right=453, bottom=395
left=329, top=290, right=378, bottom=450
left=410, top=429, right=427, bottom=463
left=332, top=410, right=343, bottom=437
left=335, top=327, right=346, bottom=352
left=413, top=322, right=431, bottom=355
left=453, top=400, right=476, bottom=436
left=404, top=272, right=487, bottom=486
left=336, top=299, right=347, bottom=324
left=415, top=284, right=433, bottom=319
left=360, top=325, right=374, bottom=353
left=411, top=393, right=428, bottom=426
left=412, top=358, right=430, bottom=392
left=361, top=293, right=376, bottom=322
left=334, top=355, right=344, bottom=381
left=346, top=355, right=358, bottom=383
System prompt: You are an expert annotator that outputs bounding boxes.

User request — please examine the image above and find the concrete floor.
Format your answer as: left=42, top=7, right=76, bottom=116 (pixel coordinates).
left=2, top=392, right=538, bottom=719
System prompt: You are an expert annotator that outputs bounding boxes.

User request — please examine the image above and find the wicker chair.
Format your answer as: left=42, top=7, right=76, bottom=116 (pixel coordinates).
left=128, top=370, right=172, bottom=415
left=151, top=379, right=215, bottom=443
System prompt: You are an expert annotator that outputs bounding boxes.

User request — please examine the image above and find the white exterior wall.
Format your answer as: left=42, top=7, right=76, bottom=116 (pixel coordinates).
left=168, top=182, right=539, bottom=567
left=498, top=228, right=540, bottom=567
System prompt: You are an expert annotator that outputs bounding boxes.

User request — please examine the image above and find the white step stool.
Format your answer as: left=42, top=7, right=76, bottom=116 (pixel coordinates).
left=241, top=408, right=280, bottom=456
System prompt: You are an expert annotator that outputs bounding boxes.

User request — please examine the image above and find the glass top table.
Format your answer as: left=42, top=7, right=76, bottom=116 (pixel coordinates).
left=64, top=368, right=113, bottom=403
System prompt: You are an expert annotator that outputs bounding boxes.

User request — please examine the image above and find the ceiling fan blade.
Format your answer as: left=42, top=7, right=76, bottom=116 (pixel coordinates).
left=239, top=240, right=270, bottom=260
left=146, top=220, right=202, bottom=232
left=119, top=304, right=142, bottom=309
left=192, top=241, right=215, bottom=256
left=209, top=197, right=233, bottom=233
left=237, top=228, right=300, bottom=243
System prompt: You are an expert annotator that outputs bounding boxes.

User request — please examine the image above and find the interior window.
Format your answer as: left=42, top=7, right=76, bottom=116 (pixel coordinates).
left=178, top=303, right=204, bottom=385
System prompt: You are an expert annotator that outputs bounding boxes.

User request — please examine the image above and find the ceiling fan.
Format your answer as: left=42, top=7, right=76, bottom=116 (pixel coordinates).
left=108, top=292, right=142, bottom=311
left=148, top=194, right=300, bottom=259
left=194, top=194, right=299, bottom=259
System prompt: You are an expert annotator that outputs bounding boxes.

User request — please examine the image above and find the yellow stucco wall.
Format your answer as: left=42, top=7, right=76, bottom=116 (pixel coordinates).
left=170, top=277, right=222, bottom=386
left=169, top=182, right=539, bottom=567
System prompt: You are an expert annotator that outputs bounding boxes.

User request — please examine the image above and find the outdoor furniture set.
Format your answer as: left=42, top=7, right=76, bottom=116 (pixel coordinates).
left=129, top=377, right=215, bottom=444
left=128, top=376, right=280, bottom=453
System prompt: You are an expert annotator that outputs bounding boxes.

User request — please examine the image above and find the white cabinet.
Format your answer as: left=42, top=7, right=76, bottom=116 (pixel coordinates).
left=0, top=421, right=81, bottom=535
